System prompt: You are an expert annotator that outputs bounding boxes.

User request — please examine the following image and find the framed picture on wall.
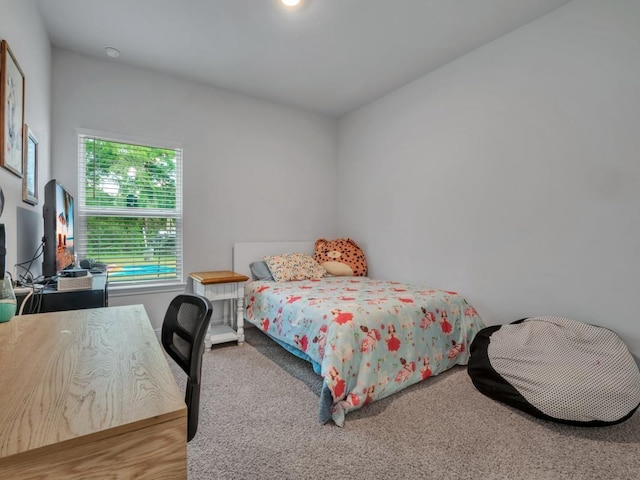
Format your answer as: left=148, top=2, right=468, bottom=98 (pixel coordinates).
left=22, top=125, right=38, bottom=205
left=0, top=39, right=25, bottom=177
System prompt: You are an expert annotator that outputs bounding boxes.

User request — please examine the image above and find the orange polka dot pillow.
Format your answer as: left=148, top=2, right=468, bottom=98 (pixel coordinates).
left=314, top=238, right=367, bottom=276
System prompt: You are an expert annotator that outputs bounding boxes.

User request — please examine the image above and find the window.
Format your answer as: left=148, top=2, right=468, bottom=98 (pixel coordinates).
left=77, top=133, right=183, bottom=287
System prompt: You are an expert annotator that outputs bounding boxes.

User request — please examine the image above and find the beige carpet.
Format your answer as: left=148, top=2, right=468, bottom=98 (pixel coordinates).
left=170, top=328, right=640, bottom=480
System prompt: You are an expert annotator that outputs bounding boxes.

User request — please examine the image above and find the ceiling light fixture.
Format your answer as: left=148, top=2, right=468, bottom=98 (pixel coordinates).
left=281, top=0, right=301, bottom=7
left=105, top=46, right=120, bottom=58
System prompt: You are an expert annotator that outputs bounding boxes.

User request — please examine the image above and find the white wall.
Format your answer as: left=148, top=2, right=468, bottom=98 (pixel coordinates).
left=51, top=49, right=338, bottom=328
left=0, top=0, right=51, bottom=275
left=337, top=0, right=640, bottom=356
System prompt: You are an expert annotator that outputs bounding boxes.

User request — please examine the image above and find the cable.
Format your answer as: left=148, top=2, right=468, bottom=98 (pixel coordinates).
left=18, top=290, right=33, bottom=316
left=14, top=241, right=44, bottom=286
left=17, top=284, right=44, bottom=315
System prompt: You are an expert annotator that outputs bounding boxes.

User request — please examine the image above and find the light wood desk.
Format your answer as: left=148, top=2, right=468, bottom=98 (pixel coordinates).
left=0, top=305, right=187, bottom=479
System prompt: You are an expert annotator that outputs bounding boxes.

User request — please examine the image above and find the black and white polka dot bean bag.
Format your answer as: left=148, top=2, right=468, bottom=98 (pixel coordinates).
left=468, top=316, right=640, bottom=426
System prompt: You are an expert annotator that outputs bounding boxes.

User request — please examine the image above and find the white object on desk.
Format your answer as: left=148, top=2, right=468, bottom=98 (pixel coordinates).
left=57, top=271, right=93, bottom=291
left=188, top=270, right=249, bottom=348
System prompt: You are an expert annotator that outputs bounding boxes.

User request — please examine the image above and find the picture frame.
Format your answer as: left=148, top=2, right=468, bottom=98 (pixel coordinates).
left=22, top=125, right=38, bottom=205
left=0, top=39, right=25, bottom=177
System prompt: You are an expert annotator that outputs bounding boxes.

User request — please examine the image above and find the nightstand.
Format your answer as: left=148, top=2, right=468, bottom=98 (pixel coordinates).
left=188, top=270, right=249, bottom=347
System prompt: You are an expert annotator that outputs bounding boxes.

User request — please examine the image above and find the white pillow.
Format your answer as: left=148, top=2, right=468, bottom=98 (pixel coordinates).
left=263, top=253, right=326, bottom=282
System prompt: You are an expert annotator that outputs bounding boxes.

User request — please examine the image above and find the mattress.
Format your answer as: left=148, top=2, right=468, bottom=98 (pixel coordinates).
left=245, top=276, right=485, bottom=426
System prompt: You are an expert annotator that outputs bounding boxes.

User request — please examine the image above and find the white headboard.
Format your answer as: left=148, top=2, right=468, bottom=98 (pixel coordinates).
left=233, top=241, right=315, bottom=278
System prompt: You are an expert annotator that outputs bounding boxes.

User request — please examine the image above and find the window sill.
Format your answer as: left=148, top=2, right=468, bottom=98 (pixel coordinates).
left=108, top=281, right=187, bottom=297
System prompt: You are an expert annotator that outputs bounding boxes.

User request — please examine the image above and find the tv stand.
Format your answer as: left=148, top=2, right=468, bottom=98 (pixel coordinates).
left=16, top=273, right=108, bottom=314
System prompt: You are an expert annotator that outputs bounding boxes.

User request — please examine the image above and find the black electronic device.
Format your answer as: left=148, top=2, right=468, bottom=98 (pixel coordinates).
left=0, top=224, right=5, bottom=278
left=79, top=258, right=92, bottom=269
left=0, top=186, right=4, bottom=277
left=42, top=179, right=76, bottom=278
left=80, top=258, right=107, bottom=273
left=58, top=268, right=88, bottom=278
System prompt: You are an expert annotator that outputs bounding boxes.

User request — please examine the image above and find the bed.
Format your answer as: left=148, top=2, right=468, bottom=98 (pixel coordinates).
left=233, top=241, right=485, bottom=426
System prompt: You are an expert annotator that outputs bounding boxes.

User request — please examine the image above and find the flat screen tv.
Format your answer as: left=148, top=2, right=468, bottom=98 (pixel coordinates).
left=43, top=179, right=75, bottom=278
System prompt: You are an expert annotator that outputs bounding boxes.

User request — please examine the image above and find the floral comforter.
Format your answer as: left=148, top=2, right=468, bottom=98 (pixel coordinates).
left=244, top=276, right=485, bottom=426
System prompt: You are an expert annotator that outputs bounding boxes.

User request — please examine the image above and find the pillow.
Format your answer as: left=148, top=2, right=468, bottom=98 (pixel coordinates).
left=263, top=252, right=326, bottom=282
left=249, top=261, right=274, bottom=281
left=314, top=238, right=367, bottom=276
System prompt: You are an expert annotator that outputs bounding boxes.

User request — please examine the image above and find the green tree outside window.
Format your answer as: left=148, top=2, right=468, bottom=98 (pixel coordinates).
left=78, top=136, right=182, bottom=284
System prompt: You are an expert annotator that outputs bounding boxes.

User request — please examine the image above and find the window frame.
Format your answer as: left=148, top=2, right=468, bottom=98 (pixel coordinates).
left=76, top=129, right=185, bottom=294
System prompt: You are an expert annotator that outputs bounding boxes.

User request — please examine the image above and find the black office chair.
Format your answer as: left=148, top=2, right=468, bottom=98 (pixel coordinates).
left=161, top=294, right=213, bottom=442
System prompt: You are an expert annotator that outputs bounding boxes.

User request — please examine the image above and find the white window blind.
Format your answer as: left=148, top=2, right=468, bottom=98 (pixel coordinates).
left=77, top=134, right=183, bottom=286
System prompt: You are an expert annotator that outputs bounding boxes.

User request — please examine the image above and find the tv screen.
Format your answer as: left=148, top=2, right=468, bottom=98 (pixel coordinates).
left=43, top=179, right=75, bottom=278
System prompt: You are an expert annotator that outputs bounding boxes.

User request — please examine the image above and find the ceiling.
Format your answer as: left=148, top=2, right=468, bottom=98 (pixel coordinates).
left=36, top=0, right=572, bottom=118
